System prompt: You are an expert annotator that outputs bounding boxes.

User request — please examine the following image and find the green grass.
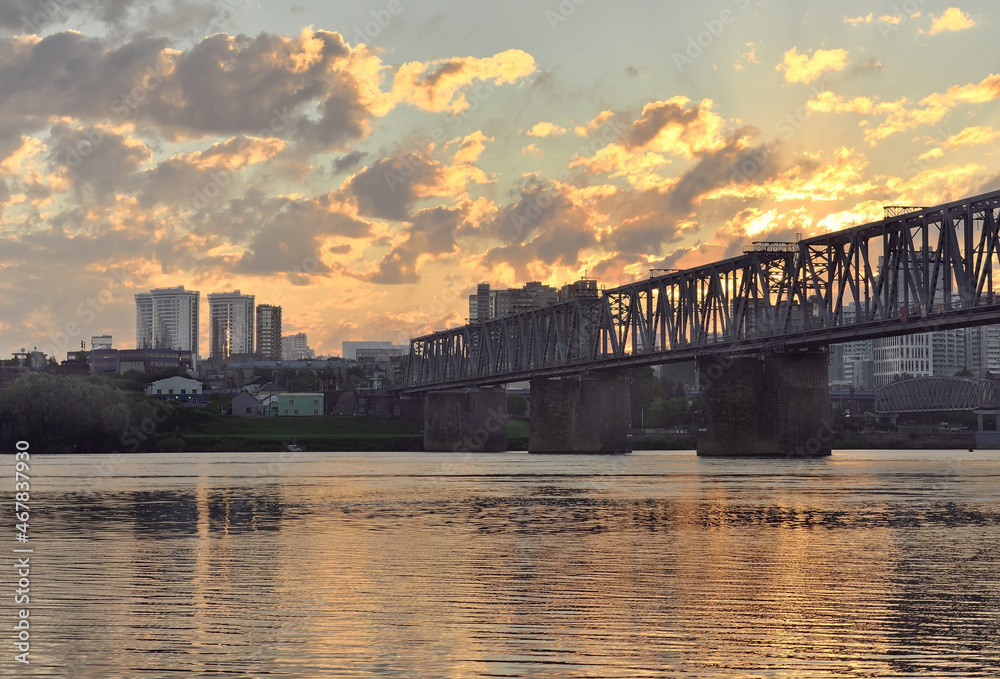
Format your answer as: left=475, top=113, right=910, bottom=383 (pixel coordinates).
left=171, top=413, right=423, bottom=452
left=184, top=413, right=422, bottom=436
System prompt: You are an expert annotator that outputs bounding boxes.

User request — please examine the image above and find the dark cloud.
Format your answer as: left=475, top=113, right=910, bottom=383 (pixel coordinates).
left=235, top=195, right=373, bottom=276
left=0, top=29, right=374, bottom=151
left=478, top=180, right=597, bottom=279
left=136, top=136, right=277, bottom=209
left=606, top=134, right=784, bottom=256
left=0, top=0, right=232, bottom=37
left=344, top=152, right=442, bottom=221
left=45, top=123, right=151, bottom=203
left=333, top=150, right=368, bottom=174
left=621, top=99, right=703, bottom=149
left=367, top=205, right=465, bottom=284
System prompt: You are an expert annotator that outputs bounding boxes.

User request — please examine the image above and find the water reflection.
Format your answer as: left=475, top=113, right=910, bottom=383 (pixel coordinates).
left=18, top=451, right=1000, bottom=677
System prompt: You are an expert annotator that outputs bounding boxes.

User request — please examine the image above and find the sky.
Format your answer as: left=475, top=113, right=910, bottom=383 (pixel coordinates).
left=1, top=0, right=999, bottom=360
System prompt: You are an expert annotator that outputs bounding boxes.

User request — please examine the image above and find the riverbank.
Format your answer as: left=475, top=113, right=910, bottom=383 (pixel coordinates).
left=178, top=413, right=423, bottom=452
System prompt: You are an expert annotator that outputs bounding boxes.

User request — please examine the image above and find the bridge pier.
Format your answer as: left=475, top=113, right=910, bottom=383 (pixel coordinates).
left=423, top=388, right=507, bottom=452
left=529, top=370, right=631, bottom=454
left=698, top=349, right=832, bottom=457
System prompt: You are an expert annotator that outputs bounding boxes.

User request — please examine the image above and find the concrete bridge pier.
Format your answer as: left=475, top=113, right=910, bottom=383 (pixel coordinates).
left=529, top=370, right=631, bottom=454
left=698, top=349, right=832, bottom=457
left=423, top=388, right=508, bottom=451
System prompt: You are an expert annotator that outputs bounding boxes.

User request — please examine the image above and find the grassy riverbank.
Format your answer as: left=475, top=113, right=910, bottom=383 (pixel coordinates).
left=177, top=411, right=423, bottom=452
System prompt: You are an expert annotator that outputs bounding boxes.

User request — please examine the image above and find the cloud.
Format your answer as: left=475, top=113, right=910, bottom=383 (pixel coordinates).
left=388, top=49, right=536, bottom=114
left=942, top=126, right=1000, bottom=148
left=333, top=150, right=368, bottom=174
left=926, top=7, right=975, bottom=34
left=807, top=73, right=1000, bottom=144
left=0, top=0, right=232, bottom=36
left=45, top=123, right=151, bottom=204
left=620, top=97, right=726, bottom=157
left=522, top=143, right=543, bottom=158
left=844, top=14, right=873, bottom=25
left=776, top=47, right=849, bottom=84
left=527, top=121, right=566, bottom=137
left=366, top=204, right=471, bottom=284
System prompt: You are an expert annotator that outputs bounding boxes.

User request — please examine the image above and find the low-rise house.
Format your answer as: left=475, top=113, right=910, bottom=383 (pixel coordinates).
left=277, top=392, right=324, bottom=416
left=145, top=376, right=205, bottom=404
left=232, top=390, right=260, bottom=416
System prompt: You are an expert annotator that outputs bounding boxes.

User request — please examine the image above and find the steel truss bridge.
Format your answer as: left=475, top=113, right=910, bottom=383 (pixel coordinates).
left=875, top=377, right=1000, bottom=413
left=405, top=189, right=1000, bottom=392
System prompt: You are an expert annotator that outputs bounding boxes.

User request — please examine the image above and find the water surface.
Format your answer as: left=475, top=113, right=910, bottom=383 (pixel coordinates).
left=7, top=449, right=1000, bottom=678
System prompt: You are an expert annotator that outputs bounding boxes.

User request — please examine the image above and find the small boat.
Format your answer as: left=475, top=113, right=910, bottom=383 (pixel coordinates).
left=286, top=443, right=304, bottom=452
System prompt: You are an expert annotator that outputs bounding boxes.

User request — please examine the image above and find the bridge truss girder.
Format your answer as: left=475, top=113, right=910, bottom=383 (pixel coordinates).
left=874, top=377, right=1000, bottom=414
left=406, top=189, right=1000, bottom=392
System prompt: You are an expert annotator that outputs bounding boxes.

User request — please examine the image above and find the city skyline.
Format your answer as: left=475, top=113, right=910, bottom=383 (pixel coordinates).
left=2, top=1, right=1000, bottom=359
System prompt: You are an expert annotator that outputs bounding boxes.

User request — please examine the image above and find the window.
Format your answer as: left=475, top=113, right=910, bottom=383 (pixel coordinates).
left=168, top=389, right=174, bottom=394
left=246, top=407, right=252, bottom=414
left=294, top=410, right=298, bottom=415
left=314, top=399, right=318, bottom=405
left=289, top=398, right=294, bottom=404
left=283, top=409, right=288, bottom=415
left=313, top=410, right=319, bottom=415
left=157, top=389, right=162, bottom=394
left=181, top=389, right=186, bottom=394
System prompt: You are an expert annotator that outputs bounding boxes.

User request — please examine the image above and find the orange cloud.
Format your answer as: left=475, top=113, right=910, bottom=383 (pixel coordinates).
left=776, top=47, right=849, bottom=84
left=527, top=122, right=566, bottom=137
left=450, top=130, right=491, bottom=165
left=621, top=97, right=727, bottom=157
left=943, top=125, right=1000, bottom=148
left=389, top=49, right=536, bottom=113
left=926, top=7, right=975, bottom=34
left=844, top=13, right=873, bottom=25
left=808, top=73, right=1000, bottom=144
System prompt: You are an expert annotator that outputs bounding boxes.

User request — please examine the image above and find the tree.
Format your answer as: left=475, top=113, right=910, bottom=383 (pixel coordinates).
left=0, top=373, right=169, bottom=452
left=507, top=393, right=528, bottom=418
left=954, top=368, right=974, bottom=378
left=630, top=367, right=661, bottom=427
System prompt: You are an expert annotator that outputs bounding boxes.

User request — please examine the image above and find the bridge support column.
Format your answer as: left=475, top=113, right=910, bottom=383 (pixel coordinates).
left=529, top=370, right=631, bottom=454
left=423, top=388, right=507, bottom=451
left=698, top=349, right=832, bottom=457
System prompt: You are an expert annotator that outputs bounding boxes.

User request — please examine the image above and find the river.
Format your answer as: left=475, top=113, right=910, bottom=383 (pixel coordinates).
left=7, top=449, right=1000, bottom=678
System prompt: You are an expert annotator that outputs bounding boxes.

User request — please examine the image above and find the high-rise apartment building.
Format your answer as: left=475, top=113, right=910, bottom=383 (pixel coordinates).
left=281, top=332, right=315, bottom=360
left=468, top=281, right=562, bottom=322
left=255, top=304, right=282, bottom=360
left=208, top=290, right=255, bottom=359
left=135, top=286, right=200, bottom=366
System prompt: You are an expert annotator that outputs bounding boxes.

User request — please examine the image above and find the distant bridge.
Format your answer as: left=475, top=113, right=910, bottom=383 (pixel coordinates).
left=406, top=189, right=1000, bottom=391
left=874, top=377, right=1000, bottom=413
left=402, top=188, right=1000, bottom=455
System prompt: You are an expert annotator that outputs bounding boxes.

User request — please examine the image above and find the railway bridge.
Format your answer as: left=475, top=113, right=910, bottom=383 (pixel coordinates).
left=402, top=189, right=1000, bottom=456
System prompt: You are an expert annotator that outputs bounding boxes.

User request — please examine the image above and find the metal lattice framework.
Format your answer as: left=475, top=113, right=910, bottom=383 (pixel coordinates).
left=406, top=189, right=1000, bottom=392
left=875, top=377, right=1000, bottom=413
